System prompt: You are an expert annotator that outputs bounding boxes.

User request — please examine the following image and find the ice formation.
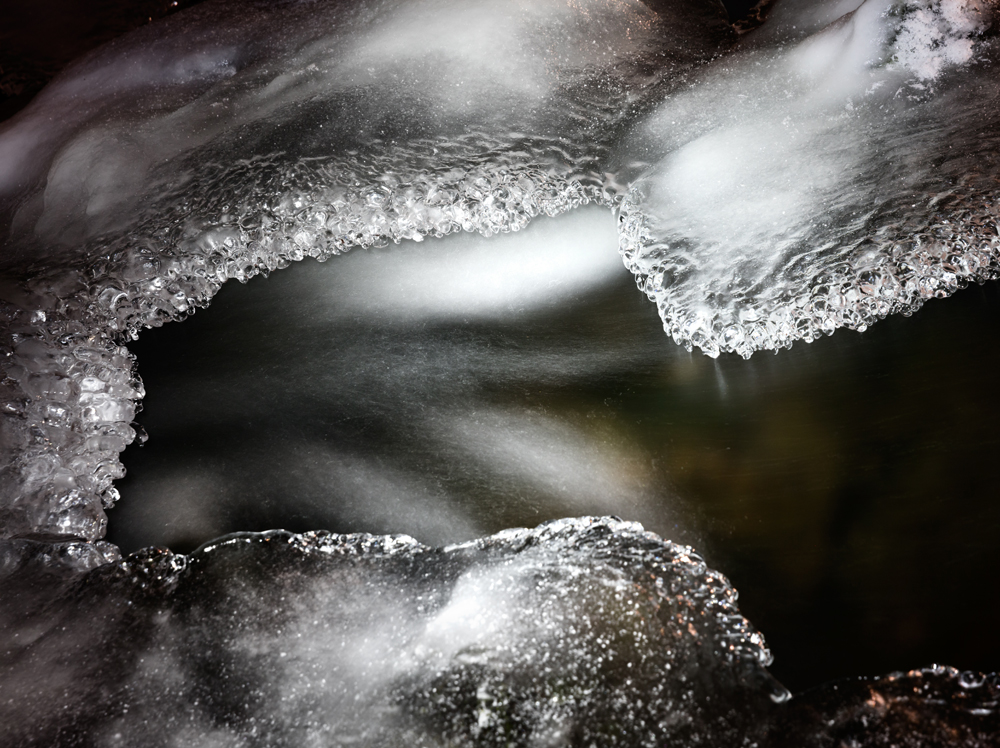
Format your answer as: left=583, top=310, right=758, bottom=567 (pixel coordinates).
left=0, top=0, right=998, bottom=542
left=2, top=517, right=996, bottom=746
left=1, top=0, right=1000, bottom=743
left=619, top=0, right=1000, bottom=356
left=0, top=0, right=731, bottom=542
left=0, top=518, right=780, bottom=746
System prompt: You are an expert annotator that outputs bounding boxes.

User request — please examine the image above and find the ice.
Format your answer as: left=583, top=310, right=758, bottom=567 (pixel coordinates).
left=0, top=0, right=731, bottom=541
left=619, top=0, right=1000, bottom=357
left=2, top=1, right=1000, bottom=741
left=2, top=0, right=999, bottom=539
left=3, top=519, right=996, bottom=746
left=0, top=518, right=786, bottom=747
left=0, top=0, right=727, bottom=268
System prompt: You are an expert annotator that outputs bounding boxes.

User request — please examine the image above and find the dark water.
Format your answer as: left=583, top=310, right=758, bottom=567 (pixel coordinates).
left=112, top=221, right=1000, bottom=694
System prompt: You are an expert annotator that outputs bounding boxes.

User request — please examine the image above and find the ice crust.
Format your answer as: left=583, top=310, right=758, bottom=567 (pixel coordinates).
left=2, top=517, right=996, bottom=747
left=620, top=0, right=1000, bottom=357
left=0, top=518, right=783, bottom=747
left=0, top=0, right=997, bottom=547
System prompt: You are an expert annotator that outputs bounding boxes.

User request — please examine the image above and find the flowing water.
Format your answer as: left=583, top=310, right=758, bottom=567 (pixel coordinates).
left=1, top=0, right=999, bottom=745
left=108, top=223, right=1000, bottom=695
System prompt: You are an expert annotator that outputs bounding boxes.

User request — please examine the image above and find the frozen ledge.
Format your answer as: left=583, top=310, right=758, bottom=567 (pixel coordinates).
left=1, top=0, right=999, bottom=541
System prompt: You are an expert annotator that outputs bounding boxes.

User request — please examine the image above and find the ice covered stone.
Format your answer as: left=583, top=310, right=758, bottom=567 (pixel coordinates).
left=618, top=0, right=1000, bottom=358
left=0, top=517, right=786, bottom=747
left=3, top=517, right=995, bottom=746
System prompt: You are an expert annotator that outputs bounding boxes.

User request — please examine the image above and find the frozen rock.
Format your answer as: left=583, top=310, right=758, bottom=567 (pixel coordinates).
left=3, top=517, right=994, bottom=746
left=618, top=0, right=1000, bottom=357
left=0, top=517, right=785, bottom=747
